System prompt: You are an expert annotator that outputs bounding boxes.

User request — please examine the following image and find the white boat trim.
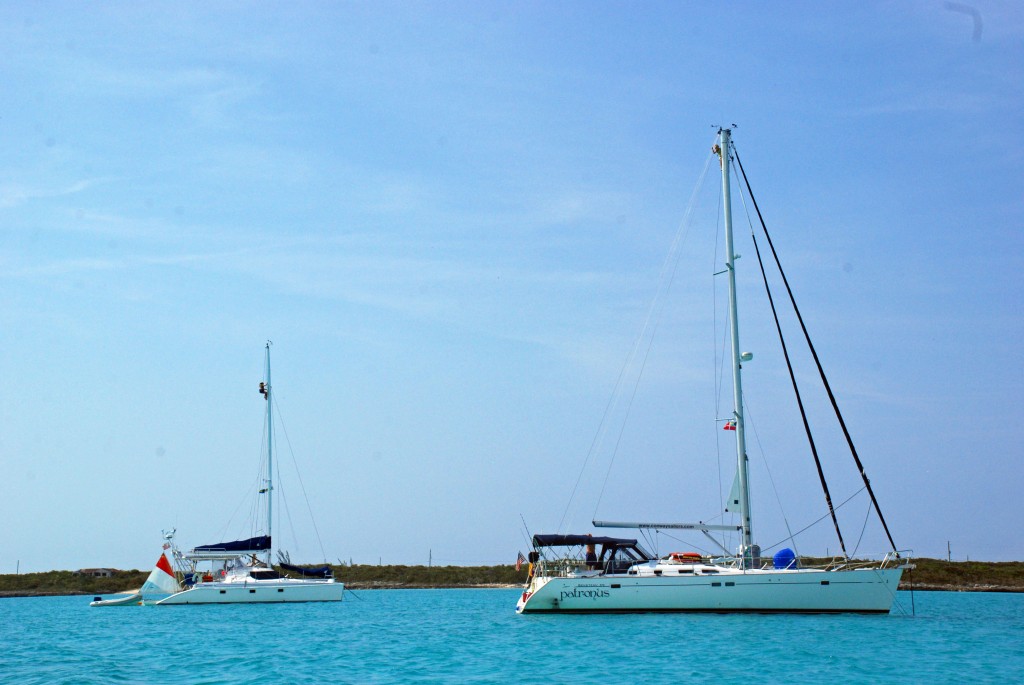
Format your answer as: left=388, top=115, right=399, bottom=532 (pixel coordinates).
left=593, top=520, right=742, bottom=532
left=517, top=563, right=903, bottom=614
left=156, top=577, right=343, bottom=605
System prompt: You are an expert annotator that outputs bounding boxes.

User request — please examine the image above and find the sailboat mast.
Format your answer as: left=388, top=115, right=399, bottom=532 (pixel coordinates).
left=264, top=342, right=273, bottom=567
left=718, top=128, right=755, bottom=563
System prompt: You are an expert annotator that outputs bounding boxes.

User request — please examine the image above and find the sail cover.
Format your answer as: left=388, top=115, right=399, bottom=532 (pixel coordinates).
left=194, top=535, right=271, bottom=553
left=281, top=562, right=332, bottom=579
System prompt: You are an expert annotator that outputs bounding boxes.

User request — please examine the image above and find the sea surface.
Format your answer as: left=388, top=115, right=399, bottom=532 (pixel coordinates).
left=1, top=589, right=1021, bottom=683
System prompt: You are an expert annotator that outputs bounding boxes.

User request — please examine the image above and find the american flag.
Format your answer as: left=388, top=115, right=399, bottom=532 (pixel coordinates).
left=516, top=551, right=526, bottom=571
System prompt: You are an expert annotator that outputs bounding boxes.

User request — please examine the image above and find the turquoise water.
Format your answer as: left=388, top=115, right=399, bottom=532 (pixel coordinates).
left=1, top=590, right=1021, bottom=683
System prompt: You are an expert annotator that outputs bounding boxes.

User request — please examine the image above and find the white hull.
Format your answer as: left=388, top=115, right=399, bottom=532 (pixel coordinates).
left=156, top=579, right=343, bottom=605
left=90, top=593, right=143, bottom=607
left=517, top=567, right=903, bottom=614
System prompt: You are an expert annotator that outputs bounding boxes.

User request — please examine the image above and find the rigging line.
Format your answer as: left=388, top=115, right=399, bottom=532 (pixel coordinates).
left=714, top=302, right=733, bottom=553
left=850, top=494, right=874, bottom=559
left=519, top=514, right=533, bottom=549
left=733, top=175, right=801, bottom=557
left=557, top=335, right=636, bottom=532
left=344, top=588, right=366, bottom=601
left=257, top=409, right=270, bottom=534
left=733, top=148, right=899, bottom=556
left=268, top=413, right=300, bottom=556
left=273, top=395, right=330, bottom=562
left=656, top=530, right=717, bottom=557
left=275, top=457, right=301, bottom=557
left=712, top=175, right=727, bottom=527
left=577, top=150, right=716, bottom=524
left=217, top=486, right=254, bottom=546
left=229, top=417, right=268, bottom=543
left=762, top=485, right=866, bottom=552
left=733, top=158, right=848, bottom=560
left=640, top=529, right=657, bottom=557
left=216, top=456, right=265, bottom=544
left=711, top=178, right=742, bottom=554
left=592, top=318, right=660, bottom=515
left=557, top=191, right=701, bottom=532
left=742, top=399, right=799, bottom=559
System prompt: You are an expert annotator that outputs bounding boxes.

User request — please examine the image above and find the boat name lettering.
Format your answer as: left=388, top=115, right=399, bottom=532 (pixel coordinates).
left=560, top=588, right=610, bottom=601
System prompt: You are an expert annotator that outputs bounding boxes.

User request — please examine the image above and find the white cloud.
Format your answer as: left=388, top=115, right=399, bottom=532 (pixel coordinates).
left=0, top=178, right=114, bottom=209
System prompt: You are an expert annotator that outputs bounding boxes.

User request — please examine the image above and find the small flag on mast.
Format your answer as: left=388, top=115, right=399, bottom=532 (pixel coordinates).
left=516, top=551, right=526, bottom=571
left=724, top=420, right=737, bottom=431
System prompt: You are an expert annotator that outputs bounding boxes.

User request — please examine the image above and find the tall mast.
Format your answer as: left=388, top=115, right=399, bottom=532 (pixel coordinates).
left=264, top=341, right=273, bottom=567
left=718, top=128, right=754, bottom=564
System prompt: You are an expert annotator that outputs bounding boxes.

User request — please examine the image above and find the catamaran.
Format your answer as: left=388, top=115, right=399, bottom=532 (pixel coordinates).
left=155, top=343, right=343, bottom=605
left=517, top=129, right=911, bottom=614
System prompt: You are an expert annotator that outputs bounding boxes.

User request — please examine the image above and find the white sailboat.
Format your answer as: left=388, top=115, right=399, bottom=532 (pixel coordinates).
left=156, top=343, right=343, bottom=605
left=517, top=129, right=911, bottom=614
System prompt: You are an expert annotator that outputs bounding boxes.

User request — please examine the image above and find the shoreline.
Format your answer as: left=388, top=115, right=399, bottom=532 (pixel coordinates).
left=0, top=583, right=522, bottom=599
left=4, top=559, right=1022, bottom=598
left=2, top=582, right=1021, bottom=599
left=901, top=582, right=1024, bottom=593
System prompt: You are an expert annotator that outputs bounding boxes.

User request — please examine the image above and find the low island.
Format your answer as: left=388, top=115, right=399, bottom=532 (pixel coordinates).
left=1, top=559, right=1021, bottom=598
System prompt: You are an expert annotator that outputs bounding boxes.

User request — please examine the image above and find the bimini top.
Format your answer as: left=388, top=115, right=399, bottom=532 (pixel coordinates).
left=532, top=534, right=639, bottom=549
left=532, top=534, right=654, bottom=564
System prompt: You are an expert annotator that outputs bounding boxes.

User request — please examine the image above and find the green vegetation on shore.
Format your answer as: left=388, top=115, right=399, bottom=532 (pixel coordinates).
left=902, top=558, right=1024, bottom=592
left=338, top=564, right=526, bottom=588
left=1, top=559, right=1021, bottom=598
left=0, top=565, right=528, bottom=598
left=0, top=569, right=149, bottom=598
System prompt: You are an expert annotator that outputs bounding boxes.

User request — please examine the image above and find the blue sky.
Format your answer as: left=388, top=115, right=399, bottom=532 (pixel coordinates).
left=1, top=2, right=1021, bottom=572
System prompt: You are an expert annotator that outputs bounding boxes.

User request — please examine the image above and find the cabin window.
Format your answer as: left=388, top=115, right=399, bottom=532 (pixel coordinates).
left=219, top=590, right=226, bottom=594
left=725, top=582, right=735, bottom=587
left=250, top=570, right=282, bottom=580
left=249, top=589, right=256, bottom=593
left=278, top=588, right=284, bottom=592
left=711, top=582, right=722, bottom=587
left=610, top=584, right=621, bottom=589
left=820, top=581, right=830, bottom=586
